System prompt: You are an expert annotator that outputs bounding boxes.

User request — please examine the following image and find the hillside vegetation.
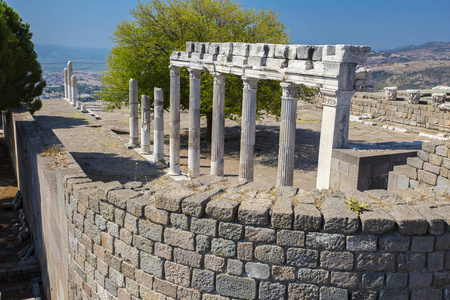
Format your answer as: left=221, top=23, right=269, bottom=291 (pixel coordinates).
left=364, top=42, right=450, bottom=90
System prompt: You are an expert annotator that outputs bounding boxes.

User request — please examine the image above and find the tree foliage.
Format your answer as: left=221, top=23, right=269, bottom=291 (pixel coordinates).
left=100, top=0, right=315, bottom=134
left=0, top=1, right=46, bottom=114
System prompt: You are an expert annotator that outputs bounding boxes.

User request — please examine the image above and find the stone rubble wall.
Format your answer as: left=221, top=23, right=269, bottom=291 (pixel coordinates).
left=65, top=174, right=450, bottom=300
left=389, top=141, right=450, bottom=190
left=351, top=98, right=450, bottom=132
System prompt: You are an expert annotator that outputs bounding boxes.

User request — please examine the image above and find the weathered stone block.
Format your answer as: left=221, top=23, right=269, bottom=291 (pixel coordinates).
left=140, top=252, right=163, bottom=277
left=360, top=208, right=395, bottom=234
left=436, top=145, right=448, bottom=157
left=206, top=199, right=240, bottom=221
left=411, top=288, right=442, bottom=300
left=306, top=232, right=345, bottom=250
left=182, top=188, right=222, bottom=217
left=331, top=271, right=359, bottom=289
left=115, top=239, right=139, bottom=267
left=97, top=181, right=123, bottom=200
left=356, top=253, right=395, bottom=271
left=245, top=226, right=276, bottom=243
left=427, top=252, right=444, bottom=272
left=346, top=235, right=377, bottom=252
left=432, top=270, right=450, bottom=286
left=211, top=238, right=236, bottom=258
left=423, top=141, right=439, bottom=154
left=378, top=290, right=408, bottom=300
left=379, top=234, right=410, bottom=252
left=320, top=251, right=353, bottom=270
left=245, top=262, right=270, bottom=279
left=288, top=283, right=319, bottom=300
left=196, top=234, right=211, bottom=253
left=385, top=272, right=407, bottom=289
left=319, top=286, right=348, bottom=300
left=108, top=189, right=140, bottom=209
left=429, top=154, right=443, bottom=166
left=218, top=222, right=243, bottom=240
left=205, top=254, right=225, bottom=272
left=138, top=219, right=163, bottom=242
left=287, top=248, right=318, bottom=268
left=153, top=277, right=177, bottom=298
left=259, top=281, right=286, bottom=300
left=388, top=205, right=428, bottom=235
left=272, top=265, right=295, bottom=281
left=164, top=261, right=191, bottom=287
left=126, top=195, right=151, bottom=217
left=154, top=242, right=172, bottom=260
left=227, top=259, right=243, bottom=276
left=277, top=230, right=305, bottom=247
left=418, top=169, right=438, bottom=185
left=409, top=271, right=432, bottom=288
left=154, top=187, right=194, bottom=212
left=192, top=269, right=214, bottom=292
left=191, top=217, right=217, bottom=237
left=124, top=213, right=138, bottom=234
left=238, top=197, right=272, bottom=225
left=254, top=245, right=284, bottom=264
left=216, top=274, right=256, bottom=300
left=164, top=227, right=195, bottom=250
left=398, top=253, right=426, bottom=272
left=272, top=197, right=293, bottom=229
left=417, top=150, right=429, bottom=162
left=99, top=202, right=115, bottom=221
left=424, top=162, right=441, bottom=175
left=407, top=157, right=424, bottom=169
left=237, top=242, right=253, bottom=261
left=297, top=268, right=329, bottom=285
left=144, top=204, right=169, bottom=225
left=435, top=233, right=450, bottom=250
left=413, top=206, right=445, bottom=235
left=170, top=213, right=189, bottom=230
left=293, top=204, right=322, bottom=231
left=321, top=197, right=359, bottom=233
left=177, top=286, right=201, bottom=300
left=174, top=247, right=202, bottom=268
left=411, top=235, right=435, bottom=252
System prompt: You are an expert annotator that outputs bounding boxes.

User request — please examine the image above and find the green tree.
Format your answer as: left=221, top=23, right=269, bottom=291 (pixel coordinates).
left=0, top=1, right=46, bottom=114
left=100, top=0, right=314, bottom=135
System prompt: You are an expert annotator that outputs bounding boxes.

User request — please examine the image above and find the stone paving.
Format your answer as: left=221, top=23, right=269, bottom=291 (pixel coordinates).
left=33, top=98, right=162, bottom=183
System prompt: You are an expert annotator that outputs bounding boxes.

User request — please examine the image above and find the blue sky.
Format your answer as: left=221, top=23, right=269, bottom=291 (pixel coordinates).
left=6, top=0, right=450, bottom=51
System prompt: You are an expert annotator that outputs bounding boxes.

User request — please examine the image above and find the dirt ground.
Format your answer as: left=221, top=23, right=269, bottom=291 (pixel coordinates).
left=84, top=101, right=425, bottom=189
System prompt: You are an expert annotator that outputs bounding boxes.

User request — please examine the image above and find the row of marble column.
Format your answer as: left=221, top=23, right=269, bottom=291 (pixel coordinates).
left=168, top=66, right=299, bottom=187
left=127, top=79, right=165, bottom=164
left=63, top=61, right=79, bottom=108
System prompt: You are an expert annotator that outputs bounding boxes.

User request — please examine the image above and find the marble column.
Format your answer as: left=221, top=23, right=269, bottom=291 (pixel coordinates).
left=64, top=68, right=68, bottom=100
left=127, top=78, right=139, bottom=148
left=140, top=95, right=151, bottom=154
left=239, top=77, right=258, bottom=182
left=67, top=61, right=73, bottom=102
left=188, top=68, right=202, bottom=177
left=211, top=73, right=226, bottom=176
left=316, top=90, right=354, bottom=190
left=153, top=87, right=164, bottom=163
left=169, top=66, right=181, bottom=175
left=71, top=75, right=78, bottom=106
left=277, top=83, right=298, bottom=187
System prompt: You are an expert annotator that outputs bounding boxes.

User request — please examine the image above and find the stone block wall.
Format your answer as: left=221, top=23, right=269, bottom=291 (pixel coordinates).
left=65, top=175, right=450, bottom=300
left=389, top=141, right=450, bottom=190
left=351, top=98, right=450, bottom=132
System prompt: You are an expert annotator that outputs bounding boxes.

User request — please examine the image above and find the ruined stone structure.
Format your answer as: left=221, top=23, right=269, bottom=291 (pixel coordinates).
left=433, top=93, right=447, bottom=108
left=169, top=42, right=370, bottom=190
left=407, top=89, right=421, bottom=104
left=384, top=87, right=397, bottom=101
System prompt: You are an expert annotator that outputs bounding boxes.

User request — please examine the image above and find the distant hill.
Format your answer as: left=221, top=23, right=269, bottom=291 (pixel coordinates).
left=364, top=42, right=450, bottom=90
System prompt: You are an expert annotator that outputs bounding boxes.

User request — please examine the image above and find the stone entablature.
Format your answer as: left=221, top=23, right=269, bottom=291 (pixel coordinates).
left=169, top=42, right=370, bottom=190
left=65, top=174, right=450, bottom=300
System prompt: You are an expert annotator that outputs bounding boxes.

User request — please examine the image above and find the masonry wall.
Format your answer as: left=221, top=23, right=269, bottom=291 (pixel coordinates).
left=389, top=141, right=450, bottom=190
left=351, top=98, right=450, bottom=132
left=4, top=109, right=450, bottom=300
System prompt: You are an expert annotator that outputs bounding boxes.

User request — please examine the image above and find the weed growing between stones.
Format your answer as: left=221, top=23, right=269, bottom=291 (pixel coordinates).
left=41, top=145, right=61, bottom=158
left=345, top=197, right=368, bottom=215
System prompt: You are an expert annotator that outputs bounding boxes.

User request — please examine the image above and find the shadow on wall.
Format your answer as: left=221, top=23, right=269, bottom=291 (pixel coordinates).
left=71, top=151, right=165, bottom=184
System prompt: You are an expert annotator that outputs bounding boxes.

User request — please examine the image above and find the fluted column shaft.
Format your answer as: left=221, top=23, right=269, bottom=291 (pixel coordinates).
left=140, top=95, right=151, bottom=154
left=239, top=77, right=258, bottom=182
left=188, top=69, right=202, bottom=177
left=67, top=61, right=73, bottom=102
left=277, top=83, right=298, bottom=187
left=153, top=88, right=164, bottom=163
left=169, top=66, right=181, bottom=175
left=71, top=75, right=78, bottom=106
left=211, top=73, right=226, bottom=176
left=128, top=78, right=139, bottom=148
left=64, top=68, right=68, bottom=100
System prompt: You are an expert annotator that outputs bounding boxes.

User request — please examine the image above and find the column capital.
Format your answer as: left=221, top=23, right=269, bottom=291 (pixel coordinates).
left=213, top=72, right=226, bottom=84
left=169, top=65, right=180, bottom=76
left=242, top=76, right=258, bottom=90
left=320, top=89, right=355, bottom=107
left=188, top=68, right=202, bottom=79
left=280, top=82, right=299, bottom=99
